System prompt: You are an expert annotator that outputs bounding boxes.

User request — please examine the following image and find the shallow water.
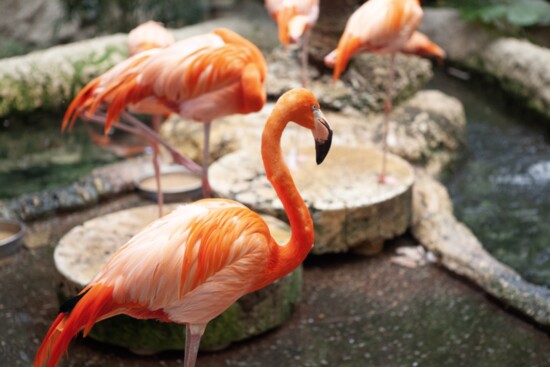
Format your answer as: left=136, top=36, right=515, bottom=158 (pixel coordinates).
left=428, top=69, right=550, bottom=286
left=0, top=112, right=127, bottom=199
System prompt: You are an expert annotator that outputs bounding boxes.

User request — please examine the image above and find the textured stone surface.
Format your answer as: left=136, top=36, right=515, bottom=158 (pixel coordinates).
left=266, top=46, right=434, bottom=113
left=209, top=146, right=414, bottom=254
left=420, top=8, right=550, bottom=120
left=55, top=204, right=301, bottom=353
left=163, top=90, right=465, bottom=177
left=412, top=169, right=550, bottom=327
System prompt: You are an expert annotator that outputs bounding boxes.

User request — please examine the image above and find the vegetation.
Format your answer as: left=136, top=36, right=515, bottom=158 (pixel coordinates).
left=429, top=0, right=550, bottom=28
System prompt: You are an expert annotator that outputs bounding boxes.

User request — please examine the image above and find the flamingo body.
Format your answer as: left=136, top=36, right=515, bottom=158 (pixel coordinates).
left=36, top=88, right=333, bottom=367
left=326, top=0, right=423, bottom=80
left=63, top=28, right=267, bottom=132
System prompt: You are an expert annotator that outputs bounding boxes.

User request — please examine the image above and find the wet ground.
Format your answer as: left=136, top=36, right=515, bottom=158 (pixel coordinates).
left=428, top=69, right=550, bottom=287
left=2, top=231, right=550, bottom=367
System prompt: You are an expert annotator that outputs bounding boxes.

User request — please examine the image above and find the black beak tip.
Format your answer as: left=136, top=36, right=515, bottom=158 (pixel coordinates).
left=315, top=129, right=333, bottom=165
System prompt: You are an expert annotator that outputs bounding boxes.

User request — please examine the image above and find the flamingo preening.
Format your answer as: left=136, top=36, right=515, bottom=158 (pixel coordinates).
left=35, top=88, right=333, bottom=367
left=265, top=0, right=319, bottom=87
left=63, top=28, right=267, bottom=211
left=324, top=0, right=425, bottom=184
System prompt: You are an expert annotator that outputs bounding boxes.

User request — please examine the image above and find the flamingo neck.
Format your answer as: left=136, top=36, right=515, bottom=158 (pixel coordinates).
left=261, top=106, right=314, bottom=281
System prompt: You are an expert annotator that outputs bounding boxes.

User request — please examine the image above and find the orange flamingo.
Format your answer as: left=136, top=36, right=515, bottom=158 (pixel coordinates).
left=34, top=88, right=333, bottom=367
left=63, top=28, right=267, bottom=203
left=265, top=0, right=319, bottom=87
left=324, top=0, right=423, bottom=184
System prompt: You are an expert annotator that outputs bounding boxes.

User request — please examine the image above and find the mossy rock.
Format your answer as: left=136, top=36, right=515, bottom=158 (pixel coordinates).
left=55, top=204, right=302, bottom=353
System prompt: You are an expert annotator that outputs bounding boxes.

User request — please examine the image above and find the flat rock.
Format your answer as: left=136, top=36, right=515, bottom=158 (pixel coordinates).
left=209, top=146, right=414, bottom=254
left=54, top=204, right=301, bottom=353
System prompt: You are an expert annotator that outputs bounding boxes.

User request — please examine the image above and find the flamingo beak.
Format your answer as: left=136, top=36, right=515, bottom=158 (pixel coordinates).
left=312, top=106, right=333, bottom=165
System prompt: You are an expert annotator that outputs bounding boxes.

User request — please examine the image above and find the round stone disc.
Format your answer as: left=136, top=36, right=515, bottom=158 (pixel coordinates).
left=54, top=204, right=300, bottom=353
left=210, top=145, right=414, bottom=254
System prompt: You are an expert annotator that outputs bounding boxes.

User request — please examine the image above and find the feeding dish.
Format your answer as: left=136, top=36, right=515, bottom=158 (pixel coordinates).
left=136, top=166, right=202, bottom=203
left=0, top=220, right=25, bottom=257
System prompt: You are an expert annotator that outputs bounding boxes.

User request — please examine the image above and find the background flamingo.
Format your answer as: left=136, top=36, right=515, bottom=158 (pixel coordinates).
left=63, top=28, right=267, bottom=209
left=324, top=0, right=423, bottom=184
left=265, top=0, right=319, bottom=87
left=34, top=88, right=333, bottom=367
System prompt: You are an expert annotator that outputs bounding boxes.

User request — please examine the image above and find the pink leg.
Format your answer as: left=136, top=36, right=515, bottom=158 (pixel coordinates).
left=184, top=324, right=206, bottom=367
left=201, top=121, right=212, bottom=198
left=121, top=112, right=202, bottom=174
left=151, top=115, right=164, bottom=217
left=379, top=53, right=396, bottom=184
left=300, top=30, right=311, bottom=88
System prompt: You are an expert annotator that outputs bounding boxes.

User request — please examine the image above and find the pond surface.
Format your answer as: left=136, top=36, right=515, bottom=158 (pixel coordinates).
left=428, top=69, right=550, bottom=287
left=0, top=112, right=134, bottom=199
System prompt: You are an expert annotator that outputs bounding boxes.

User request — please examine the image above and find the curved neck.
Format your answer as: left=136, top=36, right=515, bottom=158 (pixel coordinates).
left=261, top=106, right=314, bottom=280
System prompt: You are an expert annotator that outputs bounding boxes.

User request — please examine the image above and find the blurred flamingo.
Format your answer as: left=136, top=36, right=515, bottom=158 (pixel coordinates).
left=265, top=0, right=319, bottom=87
left=324, top=0, right=423, bottom=184
left=63, top=28, right=268, bottom=209
left=34, top=88, right=333, bottom=367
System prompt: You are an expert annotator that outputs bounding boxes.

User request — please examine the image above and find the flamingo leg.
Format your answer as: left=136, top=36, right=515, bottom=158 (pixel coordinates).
left=201, top=121, right=212, bottom=198
left=300, top=29, right=311, bottom=88
left=379, top=52, right=396, bottom=184
left=184, top=324, right=206, bottom=367
left=151, top=115, right=164, bottom=217
left=121, top=112, right=202, bottom=174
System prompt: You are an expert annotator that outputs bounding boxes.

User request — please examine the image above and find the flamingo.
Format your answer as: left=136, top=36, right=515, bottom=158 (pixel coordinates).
left=265, top=0, right=319, bottom=87
left=34, top=88, right=333, bottom=367
left=63, top=28, right=267, bottom=207
left=324, top=0, right=423, bottom=184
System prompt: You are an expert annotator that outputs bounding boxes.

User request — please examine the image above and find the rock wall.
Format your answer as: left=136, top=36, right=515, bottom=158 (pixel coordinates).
left=420, top=8, right=550, bottom=121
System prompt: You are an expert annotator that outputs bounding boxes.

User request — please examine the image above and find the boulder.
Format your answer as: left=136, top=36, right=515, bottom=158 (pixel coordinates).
left=54, top=204, right=302, bottom=353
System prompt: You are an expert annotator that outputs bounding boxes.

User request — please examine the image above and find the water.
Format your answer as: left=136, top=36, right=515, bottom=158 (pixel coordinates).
left=428, top=69, right=550, bottom=286
left=0, top=112, right=127, bottom=199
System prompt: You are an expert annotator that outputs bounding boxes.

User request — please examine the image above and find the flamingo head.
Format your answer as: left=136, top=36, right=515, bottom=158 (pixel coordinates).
left=280, top=88, right=333, bottom=164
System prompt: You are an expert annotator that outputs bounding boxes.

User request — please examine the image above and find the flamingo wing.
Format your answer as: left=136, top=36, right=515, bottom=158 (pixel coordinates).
left=89, top=199, right=272, bottom=322
left=128, top=21, right=175, bottom=56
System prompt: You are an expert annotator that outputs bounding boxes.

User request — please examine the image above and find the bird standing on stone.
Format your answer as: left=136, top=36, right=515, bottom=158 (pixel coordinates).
left=63, top=28, right=268, bottom=205
left=35, top=88, right=333, bottom=367
left=265, top=0, right=319, bottom=87
left=324, top=0, right=423, bottom=184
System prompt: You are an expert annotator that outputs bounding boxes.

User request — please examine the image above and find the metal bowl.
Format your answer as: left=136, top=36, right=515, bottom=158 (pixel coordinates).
left=136, top=166, right=202, bottom=203
left=0, top=220, right=25, bottom=257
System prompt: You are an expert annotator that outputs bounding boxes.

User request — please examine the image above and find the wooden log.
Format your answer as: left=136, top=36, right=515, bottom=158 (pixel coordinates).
left=54, top=204, right=301, bottom=353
